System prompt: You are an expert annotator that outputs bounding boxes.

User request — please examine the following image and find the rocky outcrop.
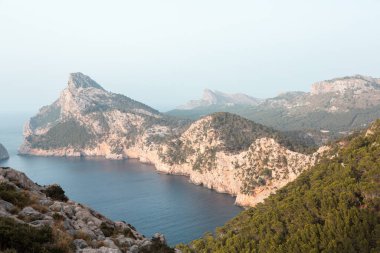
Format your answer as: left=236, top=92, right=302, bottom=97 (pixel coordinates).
left=0, top=167, right=174, bottom=253
left=0, top=144, right=9, bottom=160
left=21, top=73, right=324, bottom=208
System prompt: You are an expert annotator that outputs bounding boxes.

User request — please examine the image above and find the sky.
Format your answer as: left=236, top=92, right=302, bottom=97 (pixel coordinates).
left=0, top=0, right=379, bottom=113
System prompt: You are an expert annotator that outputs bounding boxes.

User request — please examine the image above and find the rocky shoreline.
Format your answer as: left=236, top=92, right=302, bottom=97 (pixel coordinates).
left=20, top=137, right=326, bottom=207
left=0, top=167, right=175, bottom=253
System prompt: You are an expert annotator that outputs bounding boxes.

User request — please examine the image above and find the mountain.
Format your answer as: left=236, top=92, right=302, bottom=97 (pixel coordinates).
left=168, top=75, right=380, bottom=137
left=20, top=72, right=188, bottom=159
left=177, top=89, right=261, bottom=110
left=177, top=120, right=380, bottom=253
left=0, top=167, right=173, bottom=253
left=0, top=144, right=9, bottom=160
left=21, top=74, right=322, bottom=207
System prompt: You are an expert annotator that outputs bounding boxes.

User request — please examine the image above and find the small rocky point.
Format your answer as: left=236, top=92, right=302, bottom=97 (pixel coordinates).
left=0, top=167, right=176, bottom=253
left=0, top=143, right=9, bottom=160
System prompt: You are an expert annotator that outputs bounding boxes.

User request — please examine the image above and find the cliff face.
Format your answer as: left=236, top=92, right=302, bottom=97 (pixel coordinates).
left=21, top=73, right=323, bottom=207
left=0, top=167, right=173, bottom=253
left=0, top=144, right=9, bottom=160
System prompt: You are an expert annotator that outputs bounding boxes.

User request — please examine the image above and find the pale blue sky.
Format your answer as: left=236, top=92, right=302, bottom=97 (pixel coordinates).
left=0, top=0, right=379, bottom=112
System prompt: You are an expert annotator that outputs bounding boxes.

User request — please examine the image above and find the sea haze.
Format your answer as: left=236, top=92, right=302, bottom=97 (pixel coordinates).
left=0, top=113, right=242, bottom=245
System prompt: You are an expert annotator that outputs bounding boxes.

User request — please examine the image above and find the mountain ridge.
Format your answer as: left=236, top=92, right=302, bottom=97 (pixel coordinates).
left=168, top=75, right=380, bottom=137
left=177, top=89, right=261, bottom=110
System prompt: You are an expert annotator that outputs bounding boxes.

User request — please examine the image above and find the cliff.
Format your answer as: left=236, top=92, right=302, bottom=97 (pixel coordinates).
left=0, top=167, right=174, bottom=253
left=0, top=144, right=9, bottom=160
left=21, top=73, right=323, bottom=207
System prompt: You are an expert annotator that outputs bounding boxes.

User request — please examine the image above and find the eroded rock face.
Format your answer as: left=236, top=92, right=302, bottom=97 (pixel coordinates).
left=0, top=167, right=173, bottom=253
left=0, top=144, right=9, bottom=160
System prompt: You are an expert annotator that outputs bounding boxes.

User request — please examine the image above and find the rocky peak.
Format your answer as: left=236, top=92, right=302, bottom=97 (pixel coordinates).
left=67, top=72, right=105, bottom=91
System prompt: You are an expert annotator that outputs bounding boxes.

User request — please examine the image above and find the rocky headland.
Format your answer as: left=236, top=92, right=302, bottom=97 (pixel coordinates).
left=0, top=143, right=9, bottom=161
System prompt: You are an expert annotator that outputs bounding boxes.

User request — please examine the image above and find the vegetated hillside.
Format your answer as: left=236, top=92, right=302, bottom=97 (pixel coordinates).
left=177, top=120, right=380, bottom=253
left=168, top=75, right=380, bottom=141
left=157, top=112, right=321, bottom=207
left=161, top=112, right=316, bottom=164
left=0, top=167, right=174, bottom=253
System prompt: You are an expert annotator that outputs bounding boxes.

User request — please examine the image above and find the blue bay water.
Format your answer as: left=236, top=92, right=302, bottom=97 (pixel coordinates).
left=0, top=113, right=242, bottom=245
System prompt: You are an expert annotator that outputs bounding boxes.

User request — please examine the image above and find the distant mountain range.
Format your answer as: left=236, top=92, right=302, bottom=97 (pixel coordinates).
left=168, top=75, right=380, bottom=137
left=177, top=89, right=261, bottom=110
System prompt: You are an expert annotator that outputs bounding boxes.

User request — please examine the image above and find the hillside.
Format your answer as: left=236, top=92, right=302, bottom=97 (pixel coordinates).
left=177, top=120, right=380, bottom=253
left=0, top=167, right=173, bottom=253
left=168, top=75, right=380, bottom=139
left=154, top=112, right=322, bottom=206
left=21, top=73, right=321, bottom=207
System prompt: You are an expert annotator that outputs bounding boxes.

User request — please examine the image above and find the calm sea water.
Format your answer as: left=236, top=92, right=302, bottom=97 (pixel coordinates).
left=0, top=113, right=242, bottom=245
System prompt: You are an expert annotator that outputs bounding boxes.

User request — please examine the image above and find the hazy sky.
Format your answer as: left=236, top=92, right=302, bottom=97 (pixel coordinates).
left=1, top=0, right=379, bottom=113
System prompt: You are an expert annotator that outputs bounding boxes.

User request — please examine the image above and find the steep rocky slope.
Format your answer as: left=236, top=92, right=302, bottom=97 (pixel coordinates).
left=178, top=120, right=380, bottom=253
left=168, top=75, right=380, bottom=136
left=0, top=167, right=173, bottom=253
left=0, top=144, right=9, bottom=160
left=21, top=73, right=323, bottom=207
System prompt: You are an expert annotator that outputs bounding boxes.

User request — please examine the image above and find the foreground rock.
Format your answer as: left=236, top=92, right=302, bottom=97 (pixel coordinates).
left=0, top=144, right=9, bottom=160
left=0, top=167, right=174, bottom=253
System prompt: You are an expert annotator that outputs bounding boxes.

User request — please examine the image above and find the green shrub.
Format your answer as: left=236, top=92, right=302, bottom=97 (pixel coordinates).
left=44, top=185, right=68, bottom=202
left=0, top=182, right=31, bottom=208
left=0, top=217, right=55, bottom=253
left=100, top=222, right=115, bottom=237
